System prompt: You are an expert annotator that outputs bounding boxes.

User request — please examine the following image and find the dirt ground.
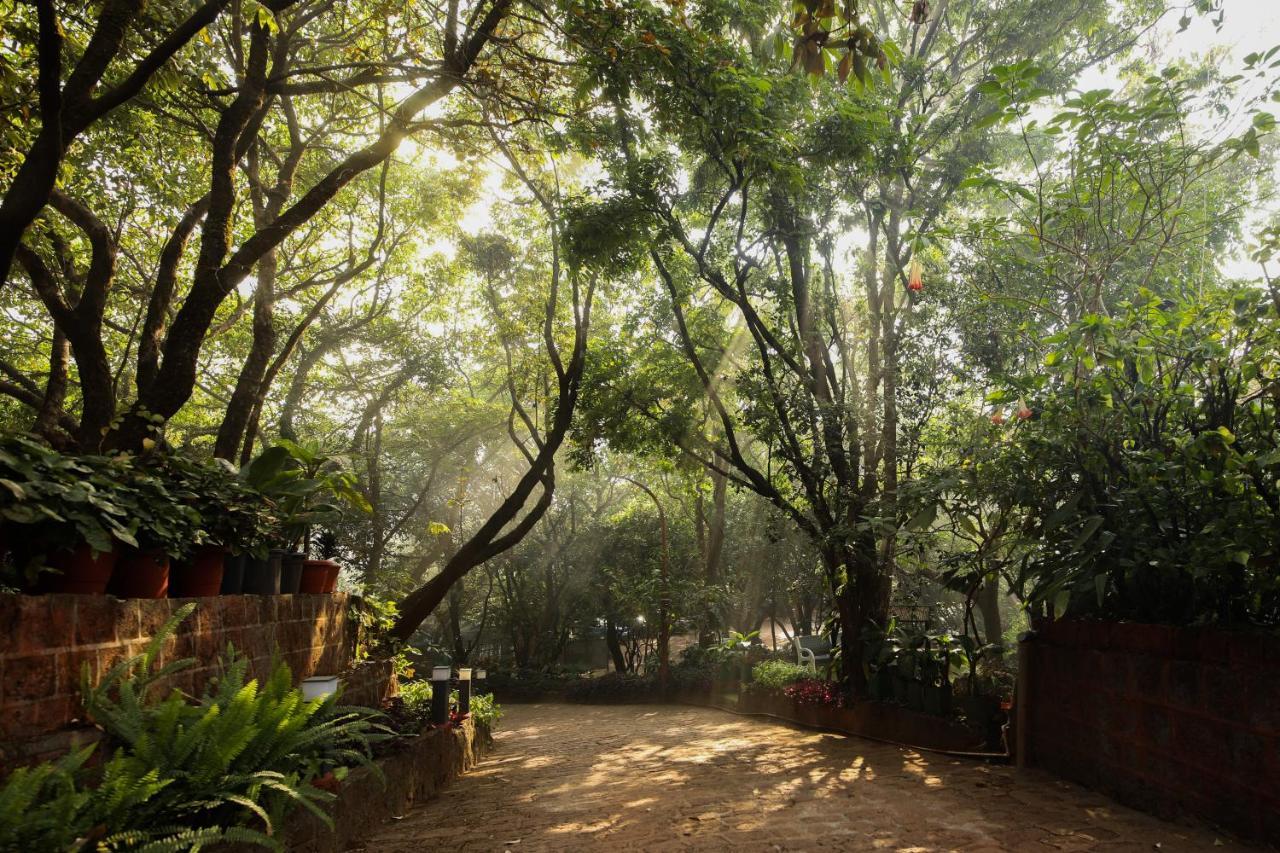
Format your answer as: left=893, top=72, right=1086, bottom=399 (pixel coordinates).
left=356, top=703, right=1251, bottom=852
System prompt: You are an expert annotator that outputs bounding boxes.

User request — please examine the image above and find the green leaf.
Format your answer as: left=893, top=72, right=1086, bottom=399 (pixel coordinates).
left=904, top=503, right=936, bottom=532
left=1071, top=515, right=1104, bottom=550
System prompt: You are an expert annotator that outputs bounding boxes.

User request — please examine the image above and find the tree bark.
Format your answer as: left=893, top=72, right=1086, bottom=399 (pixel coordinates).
left=0, top=0, right=233, bottom=288
left=977, top=575, right=1004, bottom=651
left=605, top=617, right=628, bottom=673
left=214, top=246, right=276, bottom=459
left=109, top=0, right=514, bottom=451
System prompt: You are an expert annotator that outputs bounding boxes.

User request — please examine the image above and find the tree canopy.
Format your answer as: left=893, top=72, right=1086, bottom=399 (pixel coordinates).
left=2, top=0, right=1278, bottom=683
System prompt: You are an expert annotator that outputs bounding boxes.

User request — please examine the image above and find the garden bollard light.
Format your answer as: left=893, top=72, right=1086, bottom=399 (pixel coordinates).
left=430, top=665, right=451, bottom=726
left=475, top=668, right=487, bottom=696
left=458, top=668, right=472, bottom=715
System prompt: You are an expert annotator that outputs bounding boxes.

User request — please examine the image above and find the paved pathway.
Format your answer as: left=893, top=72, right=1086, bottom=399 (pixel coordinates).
left=357, top=703, right=1250, bottom=852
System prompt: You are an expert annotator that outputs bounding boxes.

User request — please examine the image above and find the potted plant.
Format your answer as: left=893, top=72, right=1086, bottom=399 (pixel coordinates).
left=158, top=456, right=273, bottom=597
left=300, top=529, right=341, bottom=594
left=241, top=441, right=369, bottom=594
left=108, top=466, right=200, bottom=599
left=0, top=435, right=137, bottom=594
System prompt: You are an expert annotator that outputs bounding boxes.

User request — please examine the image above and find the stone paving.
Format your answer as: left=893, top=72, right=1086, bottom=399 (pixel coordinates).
left=356, top=703, right=1252, bottom=852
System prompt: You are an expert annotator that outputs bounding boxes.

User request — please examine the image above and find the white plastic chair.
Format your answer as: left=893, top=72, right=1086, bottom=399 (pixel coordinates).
left=793, top=635, right=833, bottom=672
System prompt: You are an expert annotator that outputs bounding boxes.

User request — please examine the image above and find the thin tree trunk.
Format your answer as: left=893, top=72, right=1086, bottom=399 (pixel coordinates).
left=977, top=574, right=1004, bottom=652
left=34, top=328, right=70, bottom=440
left=605, top=617, right=628, bottom=673
left=214, top=246, right=275, bottom=459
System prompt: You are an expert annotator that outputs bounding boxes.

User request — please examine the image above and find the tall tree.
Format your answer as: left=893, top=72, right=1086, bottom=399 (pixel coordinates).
left=564, top=0, right=1155, bottom=689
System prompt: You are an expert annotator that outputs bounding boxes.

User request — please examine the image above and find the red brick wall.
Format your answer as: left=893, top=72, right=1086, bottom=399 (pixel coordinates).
left=0, top=593, right=395, bottom=769
left=1025, top=619, right=1280, bottom=842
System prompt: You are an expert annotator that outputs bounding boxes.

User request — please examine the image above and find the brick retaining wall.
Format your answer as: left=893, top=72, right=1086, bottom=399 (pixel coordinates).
left=0, top=592, right=396, bottom=769
left=1025, top=619, right=1280, bottom=843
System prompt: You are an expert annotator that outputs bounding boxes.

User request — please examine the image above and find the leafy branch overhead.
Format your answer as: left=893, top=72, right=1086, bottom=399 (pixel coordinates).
left=786, top=0, right=903, bottom=87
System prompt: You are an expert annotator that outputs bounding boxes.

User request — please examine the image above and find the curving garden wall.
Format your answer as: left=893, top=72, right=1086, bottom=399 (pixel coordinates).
left=0, top=592, right=396, bottom=771
left=1023, top=619, right=1280, bottom=843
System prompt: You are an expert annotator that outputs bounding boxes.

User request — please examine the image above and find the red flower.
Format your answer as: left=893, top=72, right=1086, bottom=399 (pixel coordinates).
left=907, top=258, right=924, bottom=292
left=1016, top=398, right=1033, bottom=420
left=990, top=410, right=1005, bottom=425
left=784, top=678, right=844, bottom=708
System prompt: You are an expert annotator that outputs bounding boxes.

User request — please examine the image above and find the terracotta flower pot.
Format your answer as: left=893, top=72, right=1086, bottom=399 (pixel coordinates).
left=169, top=545, right=226, bottom=598
left=40, top=542, right=118, bottom=594
left=300, top=558, right=338, bottom=594
left=325, top=560, right=340, bottom=593
left=312, top=771, right=341, bottom=793
left=111, top=548, right=170, bottom=599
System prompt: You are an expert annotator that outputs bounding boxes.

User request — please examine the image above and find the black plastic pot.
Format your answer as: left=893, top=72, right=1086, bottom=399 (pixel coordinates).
left=281, top=551, right=306, bottom=594
left=220, top=553, right=247, bottom=594
left=243, top=549, right=284, bottom=595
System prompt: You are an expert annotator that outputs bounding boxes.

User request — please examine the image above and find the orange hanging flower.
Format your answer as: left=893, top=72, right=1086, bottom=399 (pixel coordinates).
left=990, top=409, right=1005, bottom=425
left=1016, top=398, right=1033, bottom=420
left=907, top=257, right=923, bottom=292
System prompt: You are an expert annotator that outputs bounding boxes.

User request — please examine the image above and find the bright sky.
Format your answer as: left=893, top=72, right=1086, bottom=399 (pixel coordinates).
left=1103, top=0, right=1280, bottom=278
left=1081, top=0, right=1280, bottom=109
left=1120, top=0, right=1280, bottom=82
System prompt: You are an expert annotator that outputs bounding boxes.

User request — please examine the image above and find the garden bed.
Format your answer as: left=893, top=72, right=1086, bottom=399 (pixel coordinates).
left=234, top=716, right=491, bottom=853
left=0, top=592, right=392, bottom=768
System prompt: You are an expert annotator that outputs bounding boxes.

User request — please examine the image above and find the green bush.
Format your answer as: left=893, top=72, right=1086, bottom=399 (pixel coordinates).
left=985, top=290, right=1280, bottom=626
left=563, top=672, right=656, bottom=704
left=750, top=659, right=810, bottom=692
left=399, top=678, right=433, bottom=710
left=0, top=604, right=389, bottom=850
left=470, top=692, right=503, bottom=728
left=392, top=679, right=503, bottom=731
left=484, top=668, right=584, bottom=702
left=154, top=454, right=276, bottom=558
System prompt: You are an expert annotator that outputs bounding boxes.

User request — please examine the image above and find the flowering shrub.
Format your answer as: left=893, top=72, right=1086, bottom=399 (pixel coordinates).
left=784, top=678, right=844, bottom=708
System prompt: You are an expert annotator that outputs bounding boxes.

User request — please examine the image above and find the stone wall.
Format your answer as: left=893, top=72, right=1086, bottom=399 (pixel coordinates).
left=273, top=718, right=490, bottom=853
left=1024, top=619, right=1280, bottom=843
left=0, top=592, right=396, bottom=769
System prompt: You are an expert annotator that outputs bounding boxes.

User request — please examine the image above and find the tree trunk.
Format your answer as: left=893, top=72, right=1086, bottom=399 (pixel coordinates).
left=833, top=530, right=891, bottom=695
left=214, top=246, right=275, bottom=459
left=605, top=617, right=628, bottom=673
left=977, top=574, right=1004, bottom=652
left=448, top=579, right=468, bottom=664
left=277, top=344, right=326, bottom=441
left=34, top=328, right=69, bottom=441
left=698, top=468, right=727, bottom=646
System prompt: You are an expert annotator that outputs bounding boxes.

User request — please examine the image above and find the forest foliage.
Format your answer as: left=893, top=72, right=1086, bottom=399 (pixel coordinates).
left=0, top=0, right=1278, bottom=692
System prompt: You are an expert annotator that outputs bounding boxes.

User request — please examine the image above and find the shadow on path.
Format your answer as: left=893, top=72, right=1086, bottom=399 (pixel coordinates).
left=356, top=703, right=1249, bottom=852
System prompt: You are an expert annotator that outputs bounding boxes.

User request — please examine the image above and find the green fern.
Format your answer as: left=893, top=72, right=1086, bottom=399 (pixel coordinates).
left=1, top=603, right=390, bottom=851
